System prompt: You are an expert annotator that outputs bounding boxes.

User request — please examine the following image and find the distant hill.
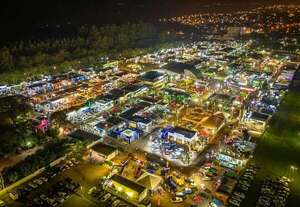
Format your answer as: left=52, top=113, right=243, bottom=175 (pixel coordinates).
left=0, top=0, right=299, bottom=43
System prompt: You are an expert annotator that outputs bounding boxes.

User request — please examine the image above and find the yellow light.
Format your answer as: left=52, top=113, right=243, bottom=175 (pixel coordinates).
left=117, top=187, right=123, bottom=191
left=126, top=192, right=133, bottom=197
left=290, top=165, right=298, bottom=171
left=193, top=98, right=199, bottom=102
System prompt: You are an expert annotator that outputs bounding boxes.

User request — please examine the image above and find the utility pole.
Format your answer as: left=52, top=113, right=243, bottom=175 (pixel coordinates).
left=0, top=173, right=5, bottom=190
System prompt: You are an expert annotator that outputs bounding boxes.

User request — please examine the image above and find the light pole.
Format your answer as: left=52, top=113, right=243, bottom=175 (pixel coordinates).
left=290, top=165, right=298, bottom=171
left=289, top=165, right=298, bottom=181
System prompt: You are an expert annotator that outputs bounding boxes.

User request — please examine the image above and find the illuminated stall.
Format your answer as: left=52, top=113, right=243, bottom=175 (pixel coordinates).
left=243, top=111, right=270, bottom=136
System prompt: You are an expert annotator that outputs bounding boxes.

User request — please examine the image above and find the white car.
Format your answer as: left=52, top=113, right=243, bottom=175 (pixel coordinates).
left=101, top=193, right=111, bottom=202
left=203, top=176, right=212, bottom=181
left=112, top=200, right=121, bottom=207
left=33, top=178, right=43, bottom=185
left=71, top=158, right=80, bottom=165
left=171, top=197, right=183, bottom=203
left=184, top=188, right=193, bottom=194
left=9, top=191, right=19, bottom=201
left=88, top=187, right=97, bottom=195
left=229, top=198, right=241, bottom=206
left=28, top=182, right=38, bottom=189
left=40, top=176, right=48, bottom=183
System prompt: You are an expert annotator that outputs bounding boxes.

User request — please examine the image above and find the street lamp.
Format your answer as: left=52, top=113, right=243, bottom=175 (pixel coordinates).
left=288, top=165, right=298, bottom=182
left=290, top=165, right=298, bottom=171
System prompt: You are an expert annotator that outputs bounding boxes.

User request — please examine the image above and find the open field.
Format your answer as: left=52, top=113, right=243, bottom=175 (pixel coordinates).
left=242, top=90, right=300, bottom=207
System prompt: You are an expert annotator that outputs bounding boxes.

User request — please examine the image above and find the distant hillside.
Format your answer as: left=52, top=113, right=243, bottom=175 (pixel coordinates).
left=0, top=0, right=299, bottom=43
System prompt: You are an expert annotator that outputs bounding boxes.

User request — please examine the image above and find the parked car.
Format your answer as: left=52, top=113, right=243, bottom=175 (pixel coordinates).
left=184, top=188, right=193, bottom=194
left=9, top=190, right=20, bottom=200
left=28, top=182, right=38, bottom=189
left=33, top=178, right=43, bottom=185
left=33, top=197, right=44, bottom=205
left=40, top=194, right=48, bottom=201
left=101, top=193, right=111, bottom=202
left=40, top=176, right=48, bottom=183
left=47, top=198, right=58, bottom=207
left=71, top=158, right=80, bottom=165
left=112, top=199, right=121, bottom=207
left=0, top=200, right=5, bottom=207
left=233, top=191, right=245, bottom=199
left=175, top=191, right=186, bottom=197
left=171, top=197, right=184, bottom=203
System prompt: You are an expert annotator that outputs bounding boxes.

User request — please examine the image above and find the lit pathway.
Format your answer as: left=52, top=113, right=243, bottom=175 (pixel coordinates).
left=0, top=145, right=43, bottom=172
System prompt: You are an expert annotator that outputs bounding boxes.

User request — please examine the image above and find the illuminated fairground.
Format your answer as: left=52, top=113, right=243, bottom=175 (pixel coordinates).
left=1, top=4, right=300, bottom=207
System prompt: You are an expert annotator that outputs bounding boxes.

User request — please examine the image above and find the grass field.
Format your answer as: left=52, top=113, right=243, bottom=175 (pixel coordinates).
left=242, top=90, right=300, bottom=207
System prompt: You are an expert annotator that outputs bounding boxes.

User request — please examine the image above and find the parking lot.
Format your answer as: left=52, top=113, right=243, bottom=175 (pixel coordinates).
left=1, top=158, right=114, bottom=207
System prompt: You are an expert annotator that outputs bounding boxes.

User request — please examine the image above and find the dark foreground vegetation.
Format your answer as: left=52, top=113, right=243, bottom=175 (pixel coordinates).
left=2, top=138, right=85, bottom=185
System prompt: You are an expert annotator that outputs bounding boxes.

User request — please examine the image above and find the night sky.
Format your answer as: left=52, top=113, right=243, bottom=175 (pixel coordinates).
left=0, top=0, right=299, bottom=43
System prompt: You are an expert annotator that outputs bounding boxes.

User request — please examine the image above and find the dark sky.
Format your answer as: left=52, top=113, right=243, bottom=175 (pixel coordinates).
left=0, top=0, right=299, bottom=42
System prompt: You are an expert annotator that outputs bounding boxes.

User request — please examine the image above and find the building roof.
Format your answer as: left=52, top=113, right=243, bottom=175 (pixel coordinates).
left=69, top=130, right=100, bottom=141
left=95, top=121, right=112, bottom=130
left=122, top=84, right=146, bottom=94
left=201, top=113, right=225, bottom=129
left=209, top=93, right=235, bottom=104
left=121, top=129, right=136, bottom=137
left=139, top=96, right=159, bottom=104
left=136, top=172, right=162, bottom=190
left=106, top=116, right=124, bottom=125
left=120, top=108, right=141, bottom=120
left=163, top=62, right=194, bottom=73
left=163, top=62, right=202, bottom=78
left=163, top=88, right=190, bottom=97
left=28, top=81, right=47, bottom=88
left=90, top=142, right=117, bottom=156
left=140, top=71, right=166, bottom=82
left=108, top=88, right=126, bottom=99
left=111, top=174, right=146, bottom=194
left=170, top=126, right=197, bottom=139
left=249, top=112, right=270, bottom=122
left=129, top=115, right=152, bottom=124
left=135, top=101, right=152, bottom=109
left=95, top=95, right=114, bottom=104
left=100, top=93, right=120, bottom=101
left=120, top=102, right=149, bottom=120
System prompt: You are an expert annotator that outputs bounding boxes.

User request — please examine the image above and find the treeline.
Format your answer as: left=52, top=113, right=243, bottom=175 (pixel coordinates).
left=1, top=139, right=83, bottom=185
left=0, top=22, right=174, bottom=83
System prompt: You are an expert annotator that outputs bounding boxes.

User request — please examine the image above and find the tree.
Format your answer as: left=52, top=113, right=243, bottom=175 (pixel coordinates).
left=32, top=52, right=47, bottom=66
left=47, top=128, right=59, bottom=138
left=0, top=96, right=32, bottom=127
left=0, top=47, right=14, bottom=72
left=0, top=22, right=177, bottom=84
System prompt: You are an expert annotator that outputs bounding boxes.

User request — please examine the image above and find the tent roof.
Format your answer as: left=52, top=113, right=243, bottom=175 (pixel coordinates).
left=136, top=172, right=162, bottom=190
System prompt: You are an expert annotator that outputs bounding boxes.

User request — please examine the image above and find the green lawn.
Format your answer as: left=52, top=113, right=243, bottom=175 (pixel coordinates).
left=242, top=90, right=300, bottom=207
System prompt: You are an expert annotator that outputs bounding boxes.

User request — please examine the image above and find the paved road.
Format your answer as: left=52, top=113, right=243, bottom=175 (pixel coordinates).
left=0, top=146, right=44, bottom=172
